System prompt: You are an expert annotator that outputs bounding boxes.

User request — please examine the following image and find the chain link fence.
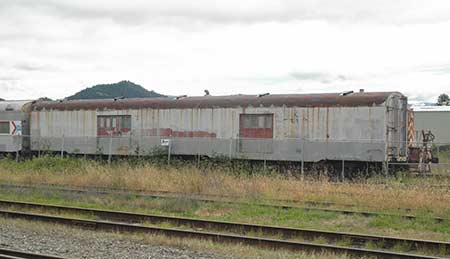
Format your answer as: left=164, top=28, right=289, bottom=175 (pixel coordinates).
left=2, top=135, right=450, bottom=177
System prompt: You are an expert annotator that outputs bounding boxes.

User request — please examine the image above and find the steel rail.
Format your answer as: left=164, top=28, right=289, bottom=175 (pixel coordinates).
left=0, top=248, right=70, bottom=259
left=0, top=199, right=449, bottom=255
left=0, top=209, right=445, bottom=259
left=0, top=183, right=446, bottom=223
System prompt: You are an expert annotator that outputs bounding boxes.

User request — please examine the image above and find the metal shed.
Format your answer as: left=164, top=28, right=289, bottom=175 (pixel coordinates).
left=411, top=106, right=450, bottom=143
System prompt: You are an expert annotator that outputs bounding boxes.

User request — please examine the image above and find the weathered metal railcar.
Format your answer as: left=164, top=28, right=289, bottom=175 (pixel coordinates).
left=0, top=100, right=32, bottom=152
left=29, top=92, right=408, bottom=163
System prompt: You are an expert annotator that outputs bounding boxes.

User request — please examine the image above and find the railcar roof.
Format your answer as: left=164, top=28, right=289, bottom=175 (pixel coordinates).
left=0, top=100, right=33, bottom=111
left=31, top=92, right=403, bottom=111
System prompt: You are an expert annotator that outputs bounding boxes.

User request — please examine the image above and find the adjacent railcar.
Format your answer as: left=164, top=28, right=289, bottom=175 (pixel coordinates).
left=29, top=92, right=407, bottom=164
left=0, top=100, right=32, bottom=152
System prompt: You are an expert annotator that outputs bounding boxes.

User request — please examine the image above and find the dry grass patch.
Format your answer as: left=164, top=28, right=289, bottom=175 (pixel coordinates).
left=0, top=156, right=450, bottom=217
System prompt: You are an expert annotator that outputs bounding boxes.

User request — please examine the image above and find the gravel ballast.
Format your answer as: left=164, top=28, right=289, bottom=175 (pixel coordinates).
left=0, top=218, right=231, bottom=259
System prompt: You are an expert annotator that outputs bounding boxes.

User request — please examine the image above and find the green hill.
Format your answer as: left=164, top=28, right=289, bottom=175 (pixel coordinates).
left=66, top=81, right=166, bottom=100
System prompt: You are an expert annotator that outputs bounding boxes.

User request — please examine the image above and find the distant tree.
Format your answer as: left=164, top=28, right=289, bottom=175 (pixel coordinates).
left=38, top=97, right=53, bottom=101
left=437, top=93, right=450, bottom=106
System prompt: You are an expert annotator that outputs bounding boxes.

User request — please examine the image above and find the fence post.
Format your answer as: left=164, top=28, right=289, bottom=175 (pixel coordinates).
left=60, top=134, right=65, bottom=158
left=341, top=159, right=345, bottom=181
left=383, top=161, right=389, bottom=176
left=167, top=139, right=171, bottom=165
left=15, top=149, right=19, bottom=162
left=229, top=138, right=232, bottom=159
left=108, top=134, right=113, bottom=165
left=301, top=140, right=305, bottom=180
left=38, top=136, right=41, bottom=158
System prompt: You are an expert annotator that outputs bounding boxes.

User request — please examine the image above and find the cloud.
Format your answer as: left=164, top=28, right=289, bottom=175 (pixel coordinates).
left=2, top=0, right=450, bottom=26
left=420, top=65, right=450, bottom=75
left=0, top=0, right=449, bottom=102
left=13, top=63, right=50, bottom=72
left=290, top=72, right=348, bottom=84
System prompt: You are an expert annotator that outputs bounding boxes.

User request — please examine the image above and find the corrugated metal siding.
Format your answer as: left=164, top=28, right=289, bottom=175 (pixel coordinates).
left=413, top=111, right=450, bottom=143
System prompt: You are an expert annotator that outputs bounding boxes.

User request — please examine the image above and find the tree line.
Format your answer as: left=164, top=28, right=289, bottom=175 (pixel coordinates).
left=438, top=93, right=449, bottom=106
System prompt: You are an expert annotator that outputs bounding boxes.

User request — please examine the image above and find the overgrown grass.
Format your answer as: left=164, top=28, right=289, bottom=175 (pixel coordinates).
left=0, top=155, right=450, bottom=217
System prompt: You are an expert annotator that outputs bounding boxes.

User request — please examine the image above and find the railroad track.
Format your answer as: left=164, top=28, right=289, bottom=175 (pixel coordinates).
left=0, top=199, right=449, bottom=259
left=0, top=183, right=447, bottom=223
left=0, top=248, right=70, bottom=259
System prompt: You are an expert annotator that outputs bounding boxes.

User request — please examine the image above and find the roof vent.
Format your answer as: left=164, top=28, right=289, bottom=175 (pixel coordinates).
left=175, top=95, right=187, bottom=100
left=258, top=93, right=270, bottom=97
left=340, top=90, right=354, bottom=96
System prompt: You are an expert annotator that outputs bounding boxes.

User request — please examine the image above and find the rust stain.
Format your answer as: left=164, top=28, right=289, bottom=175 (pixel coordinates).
left=140, top=128, right=216, bottom=138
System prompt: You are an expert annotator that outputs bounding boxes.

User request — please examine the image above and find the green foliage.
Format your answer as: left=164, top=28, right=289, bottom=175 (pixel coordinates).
left=437, top=93, right=449, bottom=106
left=66, top=80, right=166, bottom=100
left=37, top=97, right=53, bottom=101
left=0, top=155, right=99, bottom=173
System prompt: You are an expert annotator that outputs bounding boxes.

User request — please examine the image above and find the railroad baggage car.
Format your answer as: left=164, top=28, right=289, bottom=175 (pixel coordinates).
left=29, top=91, right=408, bottom=164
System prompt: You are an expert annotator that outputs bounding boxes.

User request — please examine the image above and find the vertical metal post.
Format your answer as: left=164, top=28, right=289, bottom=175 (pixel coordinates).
left=229, top=138, right=232, bottom=159
left=167, top=139, right=171, bottom=165
left=84, top=136, right=88, bottom=159
left=263, top=156, right=267, bottom=171
left=301, top=140, right=305, bottom=180
left=383, top=161, right=389, bottom=176
left=197, top=153, right=200, bottom=167
left=437, top=145, right=440, bottom=160
left=60, top=134, right=65, bottom=158
left=38, top=136, right=41, bottom=158
left=15, top=150, right=19, bottom=162
left=108, top=134, right=113, bottom=165
left=341, top=159, right=345, bottom=181
left=366, top=162, right=369, bottom=175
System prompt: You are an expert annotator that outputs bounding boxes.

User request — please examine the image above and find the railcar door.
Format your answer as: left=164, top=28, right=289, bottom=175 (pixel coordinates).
left=239, top=114, right=273, bottom=153
left=386, top=95, right=408, bottom=161
left=97, top=115, right=132, bottom=155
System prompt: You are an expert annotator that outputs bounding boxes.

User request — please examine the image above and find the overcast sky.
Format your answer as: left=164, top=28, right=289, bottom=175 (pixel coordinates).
left=1, top=0, right=450, bottom=102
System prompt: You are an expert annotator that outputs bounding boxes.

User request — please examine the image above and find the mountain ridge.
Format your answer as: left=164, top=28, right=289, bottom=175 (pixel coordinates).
left=66, top=81, right=166, bottom=100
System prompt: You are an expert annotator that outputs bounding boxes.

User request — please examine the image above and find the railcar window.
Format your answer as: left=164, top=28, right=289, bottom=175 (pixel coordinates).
left=97, top=115, right=132, bottom=136
left=0, top=121, right=10, bottom=134
left=122, top=116, right=131, bottom=129
left=99, top=117, right=105, bottom=128
left=241, top=114, right=273, bottom=129
left=239, top=114, right=274, bottom=139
